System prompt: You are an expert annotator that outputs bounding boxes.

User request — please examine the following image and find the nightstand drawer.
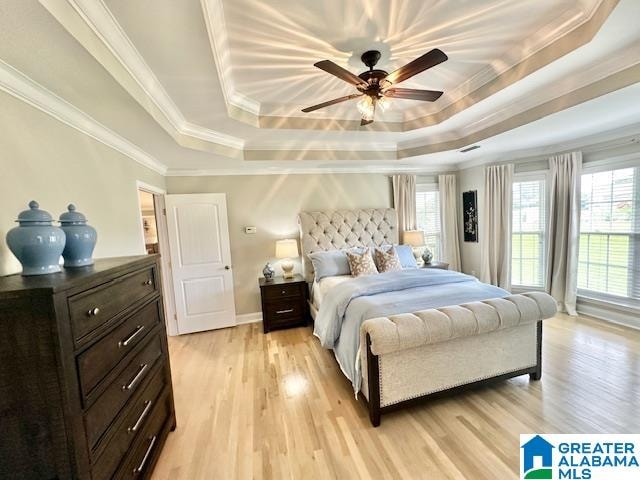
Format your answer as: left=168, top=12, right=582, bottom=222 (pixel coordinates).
left=265, top=299, right=304, bottom=322
left=262, top=282, right=302, bottom=300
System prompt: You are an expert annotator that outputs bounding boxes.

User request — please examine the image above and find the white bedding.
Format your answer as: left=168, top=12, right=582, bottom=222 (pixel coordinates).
left=311, top=275, right=352, bottom=308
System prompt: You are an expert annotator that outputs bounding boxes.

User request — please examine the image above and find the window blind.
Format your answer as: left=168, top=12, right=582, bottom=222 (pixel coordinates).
left=416, top=186, right=441, bottom=260
left=578, top=166, right=639, bottom=304
left=512, top=178, right=546, bottom=287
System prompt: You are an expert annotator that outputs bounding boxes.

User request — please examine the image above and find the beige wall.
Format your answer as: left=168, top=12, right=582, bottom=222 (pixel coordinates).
left=456, top=141, right=640, bottom=278
left=457, top=165, right=484, bottom=277
left=166, top=174, right=392, bottom=314
left=0, top=91, right=165, bottom=276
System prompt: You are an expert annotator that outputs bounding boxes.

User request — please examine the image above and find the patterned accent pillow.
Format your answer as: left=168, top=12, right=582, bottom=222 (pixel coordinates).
left=374, top=246, right=403, bottom=273
left=346, top=248, right=379, bottom=277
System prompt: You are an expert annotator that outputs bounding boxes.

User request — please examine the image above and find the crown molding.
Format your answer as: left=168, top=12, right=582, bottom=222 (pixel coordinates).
left=401, top=1, right=605, bottom=121
left=244, top=140, right=398, bottom=152
left=0, top=59, right=167, bottom=175
left=199, top=0, right=259, bottom=116
left=3, top=54, right=638, bottom=179
left=164, top=163, right=453, bottom=177
left=199, top=0, right=618, bottom=132
left=38, top=0, right=636, bottom=165
left=455, top=122, right=640, bottom=171
left=52, top=0, right=244, bottom=151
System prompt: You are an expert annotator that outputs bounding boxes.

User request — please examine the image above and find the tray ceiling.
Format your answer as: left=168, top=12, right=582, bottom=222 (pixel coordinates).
left=0, top=0, right=637, bottom=174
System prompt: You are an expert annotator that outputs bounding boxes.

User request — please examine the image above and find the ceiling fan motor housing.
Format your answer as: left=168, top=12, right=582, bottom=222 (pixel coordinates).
left=361, top=50, right=382, bottom=69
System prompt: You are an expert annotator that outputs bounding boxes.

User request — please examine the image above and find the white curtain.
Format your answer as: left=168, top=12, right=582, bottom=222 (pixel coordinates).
left=438, top=174, right=461, bottom=271
left=480, top=164, right=514, bottom=289
left=546, top=151, right=582, bottom=315
left=392, top=174, right=416, bottom=233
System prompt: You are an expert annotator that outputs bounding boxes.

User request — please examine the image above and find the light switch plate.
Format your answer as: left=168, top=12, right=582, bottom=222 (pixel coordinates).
left=244, top=226, right=257, bottom=234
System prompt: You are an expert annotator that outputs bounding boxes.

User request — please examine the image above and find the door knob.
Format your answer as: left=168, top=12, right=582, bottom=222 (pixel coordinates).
left=224, top=265, right=231, bottom=270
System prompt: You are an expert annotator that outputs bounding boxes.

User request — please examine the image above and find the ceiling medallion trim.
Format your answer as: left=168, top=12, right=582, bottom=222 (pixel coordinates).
left=0, top=59, right=167, bottom=174
left=201, top=0, right=617, bottom=131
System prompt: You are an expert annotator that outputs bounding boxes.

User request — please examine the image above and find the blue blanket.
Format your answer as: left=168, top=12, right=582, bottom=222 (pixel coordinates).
left=313, top=269, right=509, bottom=392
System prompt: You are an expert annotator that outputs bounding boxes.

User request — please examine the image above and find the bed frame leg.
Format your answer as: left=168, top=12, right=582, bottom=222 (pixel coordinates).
left=366, top=334, right=381, bottom=427
left=530, top=321, right=543, bottom=381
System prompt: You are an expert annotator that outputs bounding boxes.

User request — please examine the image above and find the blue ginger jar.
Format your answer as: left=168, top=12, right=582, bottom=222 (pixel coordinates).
left=6, top=200, right=66, bottom=276
left=59, top=204, right=97, bottom=268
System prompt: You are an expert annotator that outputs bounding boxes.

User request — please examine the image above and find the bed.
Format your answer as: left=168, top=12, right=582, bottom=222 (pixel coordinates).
left=298, top=208, right=557, bottom=426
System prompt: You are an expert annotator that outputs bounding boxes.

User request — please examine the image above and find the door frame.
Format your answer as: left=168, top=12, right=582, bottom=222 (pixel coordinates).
left=136, top=180, right=179, bottom=336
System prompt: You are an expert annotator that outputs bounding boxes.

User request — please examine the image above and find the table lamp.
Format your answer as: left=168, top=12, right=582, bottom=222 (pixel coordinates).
left=402, top=230, right=426, bottom=264
left=275, top=239, right=299, bottom=279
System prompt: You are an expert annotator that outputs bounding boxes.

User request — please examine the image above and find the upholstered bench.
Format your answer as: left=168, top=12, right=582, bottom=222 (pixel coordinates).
left=359, top=292, right=557, bottom=426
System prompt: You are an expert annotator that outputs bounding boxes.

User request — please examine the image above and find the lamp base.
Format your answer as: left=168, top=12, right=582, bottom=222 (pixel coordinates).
left=281, top=259, right=294, bottom=279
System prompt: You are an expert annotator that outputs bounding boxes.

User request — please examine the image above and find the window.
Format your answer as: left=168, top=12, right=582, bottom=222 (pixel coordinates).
left=578, top=166, right=639, bottom=304
left=416, top=184, right=441, bottom=260
left=512, top=176, right=546, bottom=288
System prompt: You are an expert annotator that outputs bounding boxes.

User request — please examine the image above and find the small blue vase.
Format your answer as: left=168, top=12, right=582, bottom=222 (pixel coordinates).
left=59, top=204, right=97, bottom=268
left=6, top=200, right=66, bottom=276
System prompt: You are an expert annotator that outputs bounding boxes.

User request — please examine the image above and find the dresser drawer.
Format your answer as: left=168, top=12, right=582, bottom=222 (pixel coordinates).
left=78, top=300, right=161, bottom=398
left=262, top=282, right=303, bottom=300
left=84, top=333, right=164, bottom=450
left=115, top=390, right=172, bottom=479
left=91, top=368, right=167, bottom=480
left=69, top=266, right=158, bottom=342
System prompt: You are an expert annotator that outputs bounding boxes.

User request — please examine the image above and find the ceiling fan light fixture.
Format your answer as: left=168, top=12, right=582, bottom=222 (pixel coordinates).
left=377, top=95, right=389, bottom=112
left=357, top=95, right=374, bottom=118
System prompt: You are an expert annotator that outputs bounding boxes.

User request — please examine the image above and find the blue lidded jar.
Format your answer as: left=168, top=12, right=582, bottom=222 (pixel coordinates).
left=59, top=204, right=97, bottom=268
left=6, top=200, right=66, bottom=276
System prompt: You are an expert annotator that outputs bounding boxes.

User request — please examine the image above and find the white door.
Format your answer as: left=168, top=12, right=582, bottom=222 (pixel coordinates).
left=165, top=193, right=236, bottom=334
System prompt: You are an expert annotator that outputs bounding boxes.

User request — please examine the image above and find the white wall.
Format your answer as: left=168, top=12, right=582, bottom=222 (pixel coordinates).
left=0, top=90, right=165, bottom=276
left=166, top=173, right=392, bottom=314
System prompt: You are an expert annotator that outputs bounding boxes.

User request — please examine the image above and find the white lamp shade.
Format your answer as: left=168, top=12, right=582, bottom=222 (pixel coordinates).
left=402, top=230, right=425, bottom=247
left=275, top=239, right=299, bottom=259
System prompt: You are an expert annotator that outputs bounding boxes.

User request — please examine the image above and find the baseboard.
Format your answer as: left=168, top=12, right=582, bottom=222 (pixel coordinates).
left=577, top=297, right=640, bottom=331
left=236, top=312, right=263, bottom=325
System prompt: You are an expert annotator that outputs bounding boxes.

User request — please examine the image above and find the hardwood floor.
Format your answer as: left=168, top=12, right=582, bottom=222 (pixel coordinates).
left=151, top=314, right=640, bottom=480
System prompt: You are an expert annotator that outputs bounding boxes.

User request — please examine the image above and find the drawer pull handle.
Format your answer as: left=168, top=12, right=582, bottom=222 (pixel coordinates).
left=143, top=279, right=153, bottom=286
left=281, top=290, right=286, bottom=294
left=134, top=435, right=157, bottom=474
left=87, top=307, right=100, bottom=316
left=276, top=308, right=294, bottom=314
left=128, top=400, right=153, bottom=433
left=123, top=363, right=149, bottom=391
left=119, top=325, right=145, bottom=348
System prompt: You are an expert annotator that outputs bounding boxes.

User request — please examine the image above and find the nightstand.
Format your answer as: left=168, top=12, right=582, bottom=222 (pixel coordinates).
left=422, top=261, right=449, bottom=270
left=259, top=274, right=309, bottom=333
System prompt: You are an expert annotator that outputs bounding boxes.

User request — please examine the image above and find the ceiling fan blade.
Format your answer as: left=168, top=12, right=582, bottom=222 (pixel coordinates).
left=301, top=94, right=362, bottom=113
left=360, top=117, right=374, bottom=126
left=383, top=88, right=443, bottom=102
left=384, top=48, right=448, bottom=85
left=314, top=60, right=368, bottom=88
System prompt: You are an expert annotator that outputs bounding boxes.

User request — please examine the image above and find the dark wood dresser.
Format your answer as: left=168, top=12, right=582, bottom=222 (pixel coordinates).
left=259, top=275, right=309, bottom=333
left=0, top=255, right=175, bottom=479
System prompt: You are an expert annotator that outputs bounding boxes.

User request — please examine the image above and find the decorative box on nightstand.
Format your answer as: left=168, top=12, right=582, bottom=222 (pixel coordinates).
left=259, top=274, right=309, bottom=333
left=422, top=261, right=449, bottom=270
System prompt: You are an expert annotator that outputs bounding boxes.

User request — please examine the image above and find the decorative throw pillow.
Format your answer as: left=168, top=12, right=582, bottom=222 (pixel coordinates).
left=346, top=248, right=378, bottom=277
left=374, top=246, right=403, bottom=273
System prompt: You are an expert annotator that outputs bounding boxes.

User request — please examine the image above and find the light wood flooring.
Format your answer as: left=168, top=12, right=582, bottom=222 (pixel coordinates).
left=152, top=314, right=640, bottom=479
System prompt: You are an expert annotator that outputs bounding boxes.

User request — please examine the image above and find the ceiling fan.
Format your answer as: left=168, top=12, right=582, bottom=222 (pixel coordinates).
left=301, top=49, right=448, bottom=126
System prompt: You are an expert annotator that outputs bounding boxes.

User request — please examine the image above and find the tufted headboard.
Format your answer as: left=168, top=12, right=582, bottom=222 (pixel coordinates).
left=297, top=209, right=399, bottom=282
